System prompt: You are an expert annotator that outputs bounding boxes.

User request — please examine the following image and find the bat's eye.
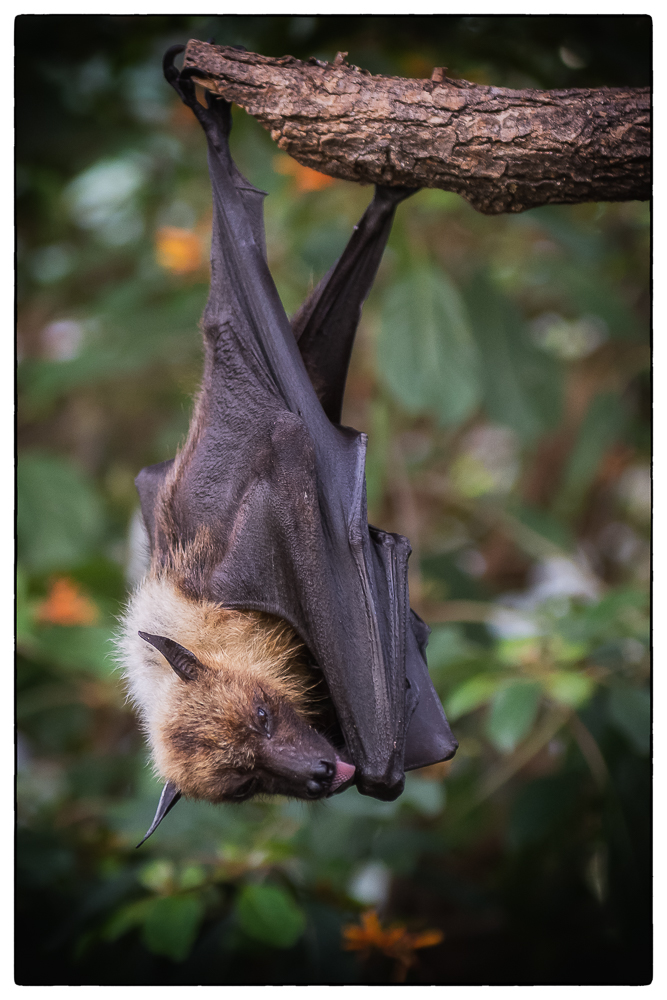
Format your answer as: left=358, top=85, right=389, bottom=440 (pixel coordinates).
left=256, top=706, right=271, bottom=736
left=230, top=776, right=256, bottom=801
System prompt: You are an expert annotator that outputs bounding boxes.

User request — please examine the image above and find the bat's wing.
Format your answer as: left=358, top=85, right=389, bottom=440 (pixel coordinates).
left=136, top=49, right=456, bottom=800
left=286, top=187, right=457, bottom=772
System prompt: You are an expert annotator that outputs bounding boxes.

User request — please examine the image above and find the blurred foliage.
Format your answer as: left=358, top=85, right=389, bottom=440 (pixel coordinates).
left=16, top=14, right=650, bottom=986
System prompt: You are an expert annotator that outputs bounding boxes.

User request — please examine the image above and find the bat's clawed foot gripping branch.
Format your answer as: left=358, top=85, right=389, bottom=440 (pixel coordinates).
left=163, top=43, right=231, bottom=145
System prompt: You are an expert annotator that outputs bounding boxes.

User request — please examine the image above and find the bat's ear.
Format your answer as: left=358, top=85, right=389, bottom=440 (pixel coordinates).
left=136, top=781, right=182, bottom=848
left=138, top=631, right=204, bottom=682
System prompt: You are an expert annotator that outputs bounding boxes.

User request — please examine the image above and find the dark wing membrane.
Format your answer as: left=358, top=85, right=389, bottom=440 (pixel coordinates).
left=404, top=611, right=458, bottom=770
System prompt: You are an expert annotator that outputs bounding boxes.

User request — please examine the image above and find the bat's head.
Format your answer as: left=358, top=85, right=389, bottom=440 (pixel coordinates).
left=143, top=628, right=351, bottom=802
left=119, top=579, right=355, bottom=805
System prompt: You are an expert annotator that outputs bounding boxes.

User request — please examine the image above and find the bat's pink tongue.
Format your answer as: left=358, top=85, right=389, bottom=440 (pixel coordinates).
left=330, top=758, right=356, bottom=792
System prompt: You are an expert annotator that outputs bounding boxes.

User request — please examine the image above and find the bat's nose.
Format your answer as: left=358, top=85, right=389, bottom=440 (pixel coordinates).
left=305, top=759, right=337, bottom=797
left=312, top=760, right=335, bottom=779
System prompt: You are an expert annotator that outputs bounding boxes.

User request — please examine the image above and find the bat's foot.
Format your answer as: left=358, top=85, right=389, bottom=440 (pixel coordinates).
left=163, top=44, right=199, bottom=110
left=163, top=44, right=232, bottom=144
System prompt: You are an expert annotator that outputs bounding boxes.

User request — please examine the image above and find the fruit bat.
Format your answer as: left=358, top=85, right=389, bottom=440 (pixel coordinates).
left=119, top=46, right=457, bottom=846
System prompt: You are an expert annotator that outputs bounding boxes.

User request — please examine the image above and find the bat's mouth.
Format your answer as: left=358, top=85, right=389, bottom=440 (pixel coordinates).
left=329, top=758, right=356, bottom=793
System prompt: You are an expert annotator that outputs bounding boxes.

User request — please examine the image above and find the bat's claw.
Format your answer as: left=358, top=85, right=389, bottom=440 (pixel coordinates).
left=163, top=44, right=231, bottom=142
left=163, top=44, right=214, bottom=92
left=163, top=44, right=185, bottom=84
left=163, top=44, right=204, bottom=112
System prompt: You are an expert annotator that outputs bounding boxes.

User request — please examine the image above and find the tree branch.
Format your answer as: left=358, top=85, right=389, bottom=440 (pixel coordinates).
left=182, top=40, right=650, bottom=215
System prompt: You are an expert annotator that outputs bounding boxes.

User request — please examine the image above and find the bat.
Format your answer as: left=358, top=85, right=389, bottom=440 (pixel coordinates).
left=118, top=46, right=457, bottom=846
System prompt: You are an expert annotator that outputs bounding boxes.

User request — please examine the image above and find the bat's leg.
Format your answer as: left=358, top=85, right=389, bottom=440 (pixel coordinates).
left=164, top=46, right=272, bottom=312
left=291, top=185, right=419, bottom=424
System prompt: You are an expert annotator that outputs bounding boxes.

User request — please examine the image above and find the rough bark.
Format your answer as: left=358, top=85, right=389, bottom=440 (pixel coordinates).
left=182, top=39, right=650, bottom=215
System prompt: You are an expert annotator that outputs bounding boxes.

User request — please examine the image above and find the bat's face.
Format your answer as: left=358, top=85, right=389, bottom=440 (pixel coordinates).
left=154, top=666, right=349, bottom=803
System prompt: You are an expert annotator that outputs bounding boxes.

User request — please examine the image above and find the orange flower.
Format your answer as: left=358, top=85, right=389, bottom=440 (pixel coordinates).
left=155, top=226, right=203, bottom=275
left=37, top=577, right=99, bottom=627
left=342, top=909, right=443, bottom=982
left=273, top=154, right=335, bottom=192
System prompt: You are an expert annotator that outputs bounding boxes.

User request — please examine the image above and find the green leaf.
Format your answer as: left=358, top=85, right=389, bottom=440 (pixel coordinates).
left=371, top=826, right=436, bottom=876
left=102, top=899, right=152, bottom=942
left=33, top=626, right=114, bottom=677
left=179, top=865, right=207, bottom=891
left=378, top=263, right=481, bottom=426
left=18, top=284, right=207, bottom=412
left=496, top=638, right=540, bottom=666
left=486, top=681, right=542, bottom=753
left=421, top=552, right=492, bottom=603
left=544, top=670, right=595, bottom=708
left=301, top=221, right=349, bottom=272
left=507, top=774, right=579, bottom=850
left=557, top=587, right=648, bottom=645
left=446, top=674, right=505, bottom=721
left=401, top=774, right=446, bottom=817
left=525, top=208, right=642, bottom=341
left=550, top=637, right=589, bottom=664
left=364, top=399, right=391, bottom=512
left=464, top=273, right=562, bottom=443
left=138, top=859, right=175, bottom=893
left=608, top=686, right=650, bottom=755
left=508, top=501, right=573, bottom=551
left=141, top=894, right=206, bottom=962
left=16, top=567, right=36, bottom=645
left=18, top=452, right=106, bottom=572
left=236, top=883, right=306, bottom=949
left=426, top=625, right=471, bottom=669
left=554, top=393, right=626, bottom=516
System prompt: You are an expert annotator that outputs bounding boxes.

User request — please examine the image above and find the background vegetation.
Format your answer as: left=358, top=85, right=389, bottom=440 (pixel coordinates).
left=16, top=14, right=651, bottom=985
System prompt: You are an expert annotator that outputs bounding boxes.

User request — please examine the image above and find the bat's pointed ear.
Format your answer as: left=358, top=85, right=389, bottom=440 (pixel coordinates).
left=136, top=781, right=182, bottom=848
left=138, top=631, right=204, bottom=682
